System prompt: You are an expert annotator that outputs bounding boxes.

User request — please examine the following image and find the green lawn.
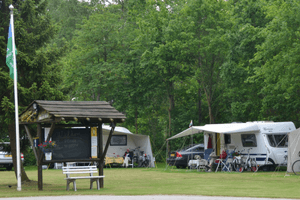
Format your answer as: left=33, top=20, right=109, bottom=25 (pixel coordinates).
left=0, top=164, right=300, bottom=199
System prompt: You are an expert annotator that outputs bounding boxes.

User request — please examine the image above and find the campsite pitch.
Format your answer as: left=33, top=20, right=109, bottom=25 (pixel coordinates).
left=0, top=165, right=299, bottom=199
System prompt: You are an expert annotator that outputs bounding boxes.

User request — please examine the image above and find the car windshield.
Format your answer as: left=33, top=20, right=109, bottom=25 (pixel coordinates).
left=175, top=144, right=203, bottom=152
left=186, top=145, right=204, bottom=152
left=267, top=134, right=288, bottom=147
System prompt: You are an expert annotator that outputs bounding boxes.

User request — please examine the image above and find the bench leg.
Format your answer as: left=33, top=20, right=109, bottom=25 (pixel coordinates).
left=66, top=179, right=77, bottom=191
left=66, top=180, right=69, bottom=191
left=90, top=179, right=100, bottom=190
left=73, top=181, right=77, bottom=192
left=96, top=179, right=100, bottom=190
left=90, top=179, right=93, bottom=190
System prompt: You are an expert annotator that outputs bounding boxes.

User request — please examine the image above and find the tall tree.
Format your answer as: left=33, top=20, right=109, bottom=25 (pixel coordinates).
left=221, top=0, right=270, bottom=123
left=180, top=0, right=229, bottom=124
left=0, top=0, right=65, bottom=182
left=250, top=0, right=300, bottom=126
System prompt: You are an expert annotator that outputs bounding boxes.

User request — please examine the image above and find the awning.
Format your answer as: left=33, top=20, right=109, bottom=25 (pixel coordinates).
left=167, top=123, right=260, bottom=141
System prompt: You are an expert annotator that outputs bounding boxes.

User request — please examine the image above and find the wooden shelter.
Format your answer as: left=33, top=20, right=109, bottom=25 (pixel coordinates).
left=19, top=100, right=126, bottom=190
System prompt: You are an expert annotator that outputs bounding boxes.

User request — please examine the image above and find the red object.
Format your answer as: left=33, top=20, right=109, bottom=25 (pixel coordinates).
left=21, top=153, right=24, bottom=159
left=207, top=136, right=212, bottom=149
left=220, top=150, right=227, bottom=159
left=176, top=152, right=182, bottom=157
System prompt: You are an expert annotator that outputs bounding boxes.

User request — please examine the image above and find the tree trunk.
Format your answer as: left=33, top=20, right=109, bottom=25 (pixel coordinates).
left=167, top=81, right=174, bottom=152
left=135, top=107, right=138, bottom=134
left=197, top=84, right=202, bottom=125
left=8, top=123, right=30, bottom=182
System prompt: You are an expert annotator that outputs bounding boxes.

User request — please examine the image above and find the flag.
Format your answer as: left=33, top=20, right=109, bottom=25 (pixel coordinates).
left=6, top=21, right=17, bottom=79
left=189, top=120, right=193, bottom=128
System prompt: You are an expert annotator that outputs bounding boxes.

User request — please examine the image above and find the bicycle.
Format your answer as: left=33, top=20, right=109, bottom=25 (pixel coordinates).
left=232, top=149, right=245, bottom=172
left=292, top=151, right=300, bottom=175
left=243, top=148, right=258, bottom=172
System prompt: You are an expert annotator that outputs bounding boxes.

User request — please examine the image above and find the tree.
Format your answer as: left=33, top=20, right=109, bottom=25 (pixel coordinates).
left=0, top=0, right=65, bottom=182
left=178, top=0, right=229, bottom=124
left=250, top=0, right=300, bottom=126
left=220, top=0, right=270, bottom=123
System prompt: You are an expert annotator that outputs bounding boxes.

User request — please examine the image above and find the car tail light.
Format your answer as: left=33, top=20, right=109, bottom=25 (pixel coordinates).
left=176, top=152, right=182, bottom=157
left=21, top=153, right=24, bottom=159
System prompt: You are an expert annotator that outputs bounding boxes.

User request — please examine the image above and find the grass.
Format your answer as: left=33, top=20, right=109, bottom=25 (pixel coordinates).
left=0, top=163, right=300, bottom=199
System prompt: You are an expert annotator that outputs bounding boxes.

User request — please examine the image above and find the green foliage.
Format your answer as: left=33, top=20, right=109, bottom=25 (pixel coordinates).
left=2, top=0, right=300, bottom=167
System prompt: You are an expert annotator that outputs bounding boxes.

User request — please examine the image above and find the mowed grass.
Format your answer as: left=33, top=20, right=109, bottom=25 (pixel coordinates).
left=0, top=164, right=300, bottom=199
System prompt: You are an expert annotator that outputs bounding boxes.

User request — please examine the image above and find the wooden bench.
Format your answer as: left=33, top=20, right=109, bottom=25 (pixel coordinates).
left=62, top=165, right=105, bottom=191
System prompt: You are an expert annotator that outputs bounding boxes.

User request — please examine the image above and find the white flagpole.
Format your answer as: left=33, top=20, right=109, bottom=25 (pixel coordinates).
left=9, top=4, right=21, bottom=191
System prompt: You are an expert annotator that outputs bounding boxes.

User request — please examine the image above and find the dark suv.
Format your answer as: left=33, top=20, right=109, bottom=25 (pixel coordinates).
left=167, top=144, right=204, bottom=168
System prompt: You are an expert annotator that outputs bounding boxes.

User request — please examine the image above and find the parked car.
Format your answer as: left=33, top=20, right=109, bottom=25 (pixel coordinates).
left=167, top=144, right=204, bottom=168
left=0, top=142, right=24, bottom=171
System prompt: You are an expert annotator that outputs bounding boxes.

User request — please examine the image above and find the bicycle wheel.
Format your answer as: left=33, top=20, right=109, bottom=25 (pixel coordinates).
left=250, top=159, right=258, bottom=172
left=233, top=162, right=243, bottom=172
left=232, top=160, right=238, bottom=172
left=237, top=165, right=244, bottom=172
left=292, top=160, right=300, bottom=175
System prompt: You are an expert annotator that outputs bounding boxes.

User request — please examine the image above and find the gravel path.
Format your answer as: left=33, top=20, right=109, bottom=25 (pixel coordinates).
left=0, top=196, right=298, bottom=200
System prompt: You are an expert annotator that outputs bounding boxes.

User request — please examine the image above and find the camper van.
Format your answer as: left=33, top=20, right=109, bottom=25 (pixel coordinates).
left=168, top=121, right=296, bottom=171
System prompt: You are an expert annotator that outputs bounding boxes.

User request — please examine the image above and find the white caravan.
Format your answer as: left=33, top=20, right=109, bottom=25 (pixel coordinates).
left=168, top=121, right=296, bottom=170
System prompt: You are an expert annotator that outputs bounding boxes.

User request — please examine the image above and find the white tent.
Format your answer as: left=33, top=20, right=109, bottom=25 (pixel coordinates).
left=287, top=128, right=300, bottom=173
left=102, top=125, right=154, bottom=167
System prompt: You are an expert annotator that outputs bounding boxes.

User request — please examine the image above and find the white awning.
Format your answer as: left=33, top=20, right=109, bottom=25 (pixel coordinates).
left=167, top=123, right=260, bottom=141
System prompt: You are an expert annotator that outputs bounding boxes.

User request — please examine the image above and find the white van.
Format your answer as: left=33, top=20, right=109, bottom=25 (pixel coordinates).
left=168, top=121, right=296, bottom=170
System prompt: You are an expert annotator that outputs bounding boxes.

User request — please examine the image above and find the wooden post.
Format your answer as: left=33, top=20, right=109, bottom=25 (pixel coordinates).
left=24, top=125, right=38, bottom=165
left=99, top=123, right=115, bottom=164
left=37, top=123, right=43, bottom=190
left=98, top=122, right=104, bottom=188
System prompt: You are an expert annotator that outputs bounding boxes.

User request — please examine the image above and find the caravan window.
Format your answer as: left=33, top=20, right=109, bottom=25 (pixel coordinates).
left=224, top=134, right=231, bottom=144
left=241, top=134, right=257, bottom=147
left=110, top=135, right=127, bottom=146
left=267, top=134, right=288, bottom=148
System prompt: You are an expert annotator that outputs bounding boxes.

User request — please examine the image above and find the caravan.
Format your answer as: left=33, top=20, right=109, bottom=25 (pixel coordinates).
left=168, top=121, right=296, bottom=170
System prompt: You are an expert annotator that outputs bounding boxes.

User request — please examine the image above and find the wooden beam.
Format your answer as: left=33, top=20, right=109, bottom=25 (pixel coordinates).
left=98, top=122, right=104, bottom=188
left=24, top=125, right=38, bottom=165
left=99, top=123, right=116, bottom=164
left=45, top=122, right=56, bottom=142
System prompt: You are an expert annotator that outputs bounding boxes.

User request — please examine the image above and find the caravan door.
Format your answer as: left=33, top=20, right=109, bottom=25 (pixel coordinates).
left=264, top=133, right=288, bottom=165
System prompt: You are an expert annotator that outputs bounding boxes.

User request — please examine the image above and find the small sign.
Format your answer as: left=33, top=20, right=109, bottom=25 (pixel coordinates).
left=91, top=127, right=97, bottom=158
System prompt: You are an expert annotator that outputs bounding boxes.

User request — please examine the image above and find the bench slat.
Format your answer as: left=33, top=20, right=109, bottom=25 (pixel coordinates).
left=63, top=169, right=98, bottom=171
left=63, top=171, right=98, bottom=174
left=65, top=176, right=105, bottom=180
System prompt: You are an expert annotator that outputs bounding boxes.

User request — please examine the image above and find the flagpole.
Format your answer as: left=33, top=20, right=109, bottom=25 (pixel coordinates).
left=9, top=4, right=21, bottom=191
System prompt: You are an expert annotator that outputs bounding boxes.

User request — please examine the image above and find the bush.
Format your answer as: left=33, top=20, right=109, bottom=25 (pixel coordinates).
left=23, top=148, right=36, bottom=166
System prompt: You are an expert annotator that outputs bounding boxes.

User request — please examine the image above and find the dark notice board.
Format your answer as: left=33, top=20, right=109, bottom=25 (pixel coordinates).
left=51, top=128, right=91, bottom=160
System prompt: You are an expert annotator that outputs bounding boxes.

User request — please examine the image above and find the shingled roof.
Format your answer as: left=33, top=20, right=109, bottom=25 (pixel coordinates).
left=19, top=100, right=126, bottom=124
